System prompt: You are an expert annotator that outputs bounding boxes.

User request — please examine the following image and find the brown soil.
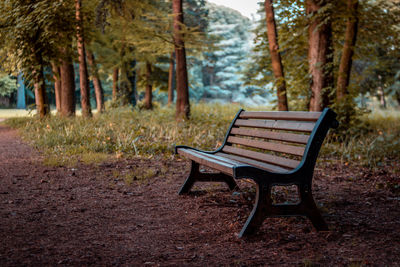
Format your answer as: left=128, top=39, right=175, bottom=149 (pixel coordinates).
left=0, top=123, right=399, bottom=266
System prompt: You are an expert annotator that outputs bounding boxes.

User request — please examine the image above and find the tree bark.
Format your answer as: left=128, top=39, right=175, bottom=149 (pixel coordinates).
left=34, top=63, right=49, bottom=118
left=307, top=0, right=333, bottom=112
left=173, top=0, right=190, bottom=120
left=144, top=62, right=153, bottom=109
left=168, top=51, right=175, bottom=106
left=112, top=67, right=119, bottom=101
left=264, top=0, right=288, bottom=111
left=128, top=60, right=137, bottom=106
left=396, top=91, right=400, bottom=107
left=337, top=0, right=359, bottom=100
left=51, top=62, right=62, bottom=113
left=87, top=50, right=105, bottom=113
left=378, top=86, right=386, bottom=109
left=75, top=0, right=92, bottom=117
left=60, top=57, right=76, bottom=117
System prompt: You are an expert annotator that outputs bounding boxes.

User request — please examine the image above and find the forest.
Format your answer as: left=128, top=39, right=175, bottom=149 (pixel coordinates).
left=0, top=0, right=400, bottom=265
left=0, top=0, right=399, bottom=117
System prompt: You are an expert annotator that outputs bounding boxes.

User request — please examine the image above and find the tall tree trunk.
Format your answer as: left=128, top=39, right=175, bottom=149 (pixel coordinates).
left=60, top=56, right=76, bottom=117
left=168, top=51, right=175, bottom=106
left=307, top=0, right=333, bottom=112
left=337, top=0, right=359, bottom=100
left=173, top=0, right=190, bottom=120
left=144, top=62, right=153, bottom=110
left=112, top=67, right=119, bottom=101
left=87, top=50, right=105, bottom=113
left=51, top=62, right=62, bottom=113
left=75, top=0, right=92, bottom=117
left=264, top=0, right=288, bottom=111
left=378, top=86, right=386, bottom=109
left=396, top=91, right=400, bottom=107
left=34, top=63, right=49, bottom=118
left=119, top=62, right=132, bottom=106
left=128, top=60, right=137, bottom=106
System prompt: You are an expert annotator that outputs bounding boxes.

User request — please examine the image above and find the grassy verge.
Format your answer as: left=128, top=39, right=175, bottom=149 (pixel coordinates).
left=5, top=104, right=400, bottom=169
left=5, top=104, right=244, bottom=166
left=323, top=109, right=400, bottom=168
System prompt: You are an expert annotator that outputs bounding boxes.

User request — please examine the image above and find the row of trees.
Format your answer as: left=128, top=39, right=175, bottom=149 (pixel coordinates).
left=0, top=0, right=194, bottom=119
left=1, top=0, right=399, bottom=122
left=264, top=0, right=342, bottom=112
left=250, top=0, right=400, bottom=118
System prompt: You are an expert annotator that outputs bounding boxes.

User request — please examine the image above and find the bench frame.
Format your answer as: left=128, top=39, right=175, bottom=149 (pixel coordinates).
left=175, top=108, right=338, bottom=237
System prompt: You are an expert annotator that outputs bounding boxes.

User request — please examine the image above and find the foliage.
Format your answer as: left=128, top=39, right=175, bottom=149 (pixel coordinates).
left=248, top=0, right=400, bottom=111
left=0, top=0, right=77, bottom=84
left=0, top=74, right=17, bottom=97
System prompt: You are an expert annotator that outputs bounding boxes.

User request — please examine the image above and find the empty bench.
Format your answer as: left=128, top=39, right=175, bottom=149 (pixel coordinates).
left=175, top=108, right=338, bottom=237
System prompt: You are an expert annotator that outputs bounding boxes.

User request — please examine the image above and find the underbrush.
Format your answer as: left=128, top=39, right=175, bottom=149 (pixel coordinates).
left=5, top=104, right=399, bottom=169
left=6, top=104, right=243, bottom=165
left=323, top=109, right=400, bottom=169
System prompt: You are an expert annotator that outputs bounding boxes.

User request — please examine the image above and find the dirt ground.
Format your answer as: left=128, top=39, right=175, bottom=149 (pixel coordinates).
left=0, top=123, right=399, bottom=266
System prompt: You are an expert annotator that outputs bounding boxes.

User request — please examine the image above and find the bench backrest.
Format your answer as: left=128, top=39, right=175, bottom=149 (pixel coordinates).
left=219, top=108, right=337, bottom=175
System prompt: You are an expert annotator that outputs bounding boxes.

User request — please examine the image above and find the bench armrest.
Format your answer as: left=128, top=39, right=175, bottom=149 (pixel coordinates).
left=174, top=145, right=219, bottom=155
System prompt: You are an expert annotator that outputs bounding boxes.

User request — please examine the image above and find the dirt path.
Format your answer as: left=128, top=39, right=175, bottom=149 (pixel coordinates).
left=0, top=124, right=399, bottom=266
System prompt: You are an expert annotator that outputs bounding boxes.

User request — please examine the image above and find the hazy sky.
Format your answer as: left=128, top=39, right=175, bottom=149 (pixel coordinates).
left=207, top=0, right=260, bottom=19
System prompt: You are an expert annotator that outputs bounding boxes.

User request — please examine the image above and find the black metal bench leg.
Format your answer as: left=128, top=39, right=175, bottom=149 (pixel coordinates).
left=178, top=161, right=239, bottom=195
left=300, top=187, right=329, bottom=231
left=178, top=161, right=200, bottom=195
left=238, top=183, right=270, bottom=238
left=220, top=174, right=238, bottom=191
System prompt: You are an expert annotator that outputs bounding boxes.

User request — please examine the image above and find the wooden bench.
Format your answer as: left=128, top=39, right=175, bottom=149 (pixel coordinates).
left=175, top=108, right=338, bottom=238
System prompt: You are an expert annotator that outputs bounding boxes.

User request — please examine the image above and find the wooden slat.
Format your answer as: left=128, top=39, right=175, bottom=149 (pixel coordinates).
left=177, top=148, right=234, bottom=175
left=227, top=136, right=304, bottom=156
left=183, top=149, right=247, bottom=167
left=234, top=119, right=315, bottom=132
left=240, top=111, right=321, bottom=121
left=216, top=152, right=291, bottom=173
left=230, top=128, right=309, bottom=144
left=222, top=146, right=300, bottom=169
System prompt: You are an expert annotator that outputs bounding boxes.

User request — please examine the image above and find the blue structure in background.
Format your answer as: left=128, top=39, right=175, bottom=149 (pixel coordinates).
left=17, top=73, right=26, bottom=109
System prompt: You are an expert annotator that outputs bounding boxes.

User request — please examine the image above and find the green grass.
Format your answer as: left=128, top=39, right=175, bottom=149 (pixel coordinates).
left=323, top=108, right=400, bottom=168
left=5, top=104, right=400, bottom=169
left=5, top=104, right=245, bottom=165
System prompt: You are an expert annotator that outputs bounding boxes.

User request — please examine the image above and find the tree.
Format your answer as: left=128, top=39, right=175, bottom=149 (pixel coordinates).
left=60, top=54, right=76, bottom=117
left=0, top=0, right=59, bottom=117
left=51, top=62, right=62, bottom=113
left=306, top=0, right=333, bottom=111
left=168, top=51, right=175, bottom=105
left=201, top=3, right=253, bottom=103
left=337, top=0, right=359, bottom=100
left=33, top=62, right=49, bottom=117
left=173, top=0, right=190, bottom=119
left=112, top=68, right=119, bottom=101
left=75, top=0, right=92, bottom=117
left=264, top=0, right=288, bottom=111
left=87, top=51, right=105, bottom=113
left=144, top=62, right=153, bottom=109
